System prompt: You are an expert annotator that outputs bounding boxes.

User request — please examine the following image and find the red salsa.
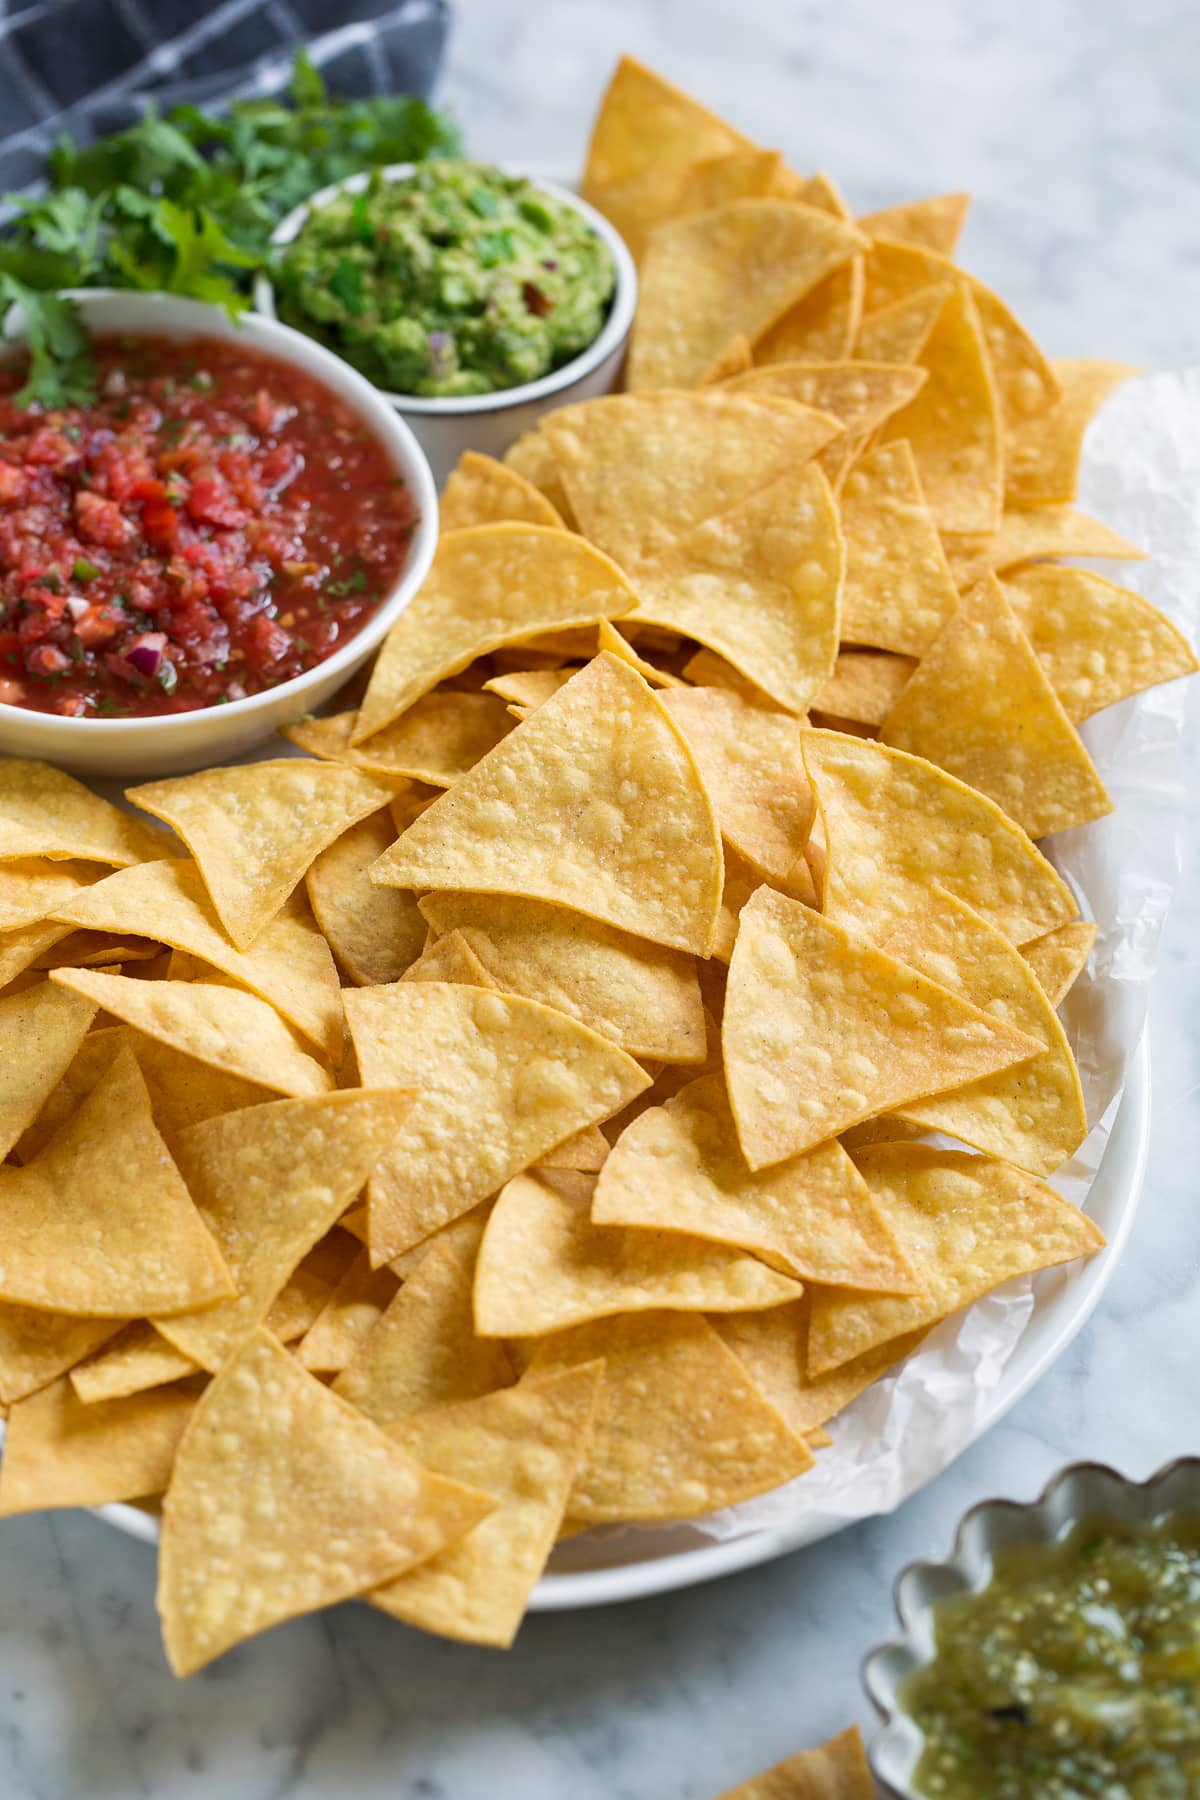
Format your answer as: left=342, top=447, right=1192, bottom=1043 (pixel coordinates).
left=0, top=334, right=416, bottom=717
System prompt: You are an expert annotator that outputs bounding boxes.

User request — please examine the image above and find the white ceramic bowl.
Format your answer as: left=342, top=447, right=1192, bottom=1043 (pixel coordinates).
left=0, top=290, right=438, bottom=780
left=255, top=162, right=637, bottom=488
left=863, top=1454, right=1200, bottom=1797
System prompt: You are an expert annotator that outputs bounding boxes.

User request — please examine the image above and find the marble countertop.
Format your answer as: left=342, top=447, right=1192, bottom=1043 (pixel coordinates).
left=3, top=3, right=1198, bottom=1795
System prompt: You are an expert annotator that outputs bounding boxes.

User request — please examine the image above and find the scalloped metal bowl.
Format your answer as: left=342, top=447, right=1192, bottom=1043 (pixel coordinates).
left=863, top=1454, right=1200, bottom=1797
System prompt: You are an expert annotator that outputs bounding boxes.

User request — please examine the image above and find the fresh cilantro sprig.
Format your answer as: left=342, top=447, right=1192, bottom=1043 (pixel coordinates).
left=0, top=51, right=458, bottom=406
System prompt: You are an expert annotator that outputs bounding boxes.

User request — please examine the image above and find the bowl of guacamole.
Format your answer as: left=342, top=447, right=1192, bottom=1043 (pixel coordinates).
left=257, top=159, right=636, bottom=484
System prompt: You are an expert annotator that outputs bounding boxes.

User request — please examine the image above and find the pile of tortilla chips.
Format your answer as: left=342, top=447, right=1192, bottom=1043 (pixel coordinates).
left=0, top=55, right=1192, bottom=1679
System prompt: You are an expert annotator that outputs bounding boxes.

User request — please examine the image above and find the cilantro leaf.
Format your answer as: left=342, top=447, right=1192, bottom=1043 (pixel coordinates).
left=0, top=277, right=95, bottom=407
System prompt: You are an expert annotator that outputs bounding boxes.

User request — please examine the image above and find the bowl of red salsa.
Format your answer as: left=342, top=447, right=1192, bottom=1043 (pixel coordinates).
left=0, top=291, right=438, bottom=777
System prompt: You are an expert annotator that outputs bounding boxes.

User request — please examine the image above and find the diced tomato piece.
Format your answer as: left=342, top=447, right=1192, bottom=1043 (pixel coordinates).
left=0, top=463, right=24, bottom=504
left=75, top=489, right=136, bottom=549
left=186, top=474, right=248, bottom=529
left=27, top=644, right=71, bottom=676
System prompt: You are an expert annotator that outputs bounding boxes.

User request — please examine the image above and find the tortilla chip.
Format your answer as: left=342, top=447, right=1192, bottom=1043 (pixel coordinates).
left=385, top=1202, right=495, bottom=1280
left=535, top=1122, right=610, bottom=1172
left=0, top=1045, right=231, bottom=1317
left=0, top=1376, right=196, bottom=1516
left=1005, top=359, right=1136, bottom=505
left=440, top=450, right=565, bottom=531
left=699, top=334, right=755, bottom=383
left=672, top=149, right=785, bottom=215
left=304, top=811, right=426, bottom=987
left=51, top=967, right=334, bottom=1097
left=371, top=655, right=724, bottom=956
left=808, top=1144, right=1105, bottom=1373
left=343, top=981, right=649, bottom=1262
left=838, top=440, right=961, bottom=655
left=0, top=760, right=160, bottom=866
left=753, top=252, right=865, bottom=366
left=855, top=282, right=954, bottom=365
left=813, top=651, right=916, bottom=726
left=714, top=1725, right=876, bottom=1798
left=801, top=728, right=1077, bottom=943
left=353, top=527, right=637, bottom=743
left=0, top=919, right=75, bottom=988
left=595, top=1072, right=918, bottom=1290
left=418, top=891, right=705, bottom=1064
left=157, top=1328, right=494, bottom=1676
left=295, top=1249, right=401, bottom=1372
left=334, top=1239, right=513, bottom=1422
left=877, top=885, right=1087, bottom=1173
left=713, top=1299, right=927, bottom=1438
left=502, top=431, right=577, bottom=526
left=401, top=927, right=496, bottom=987
left=476, top=1169, right=803, bottom=1338
left=0, top=1307, right=122, bottom=1407
left=0, top=859, right=107, bottom=930
left=881, top=577, right=1113, bottom=837
left=528, top=1311, right=813, bottom=1522
left=861, top=192, right=971, bottom=256
left=1002, top=565, right=1197, bottom=723
left=373, top=1364, right=603, bottom=1646
left=631, top=466, right=844, bottom=717
left=595, top=618, right=684, bottom=688
left=286, top=692, right=512, bottom=788
left=1022, top=919, right=1097, bottom=1008
left=943, top=506, right=1146, bottom=590
left=723, top=361, right=927, bottom=467
left=877, top=285, right=1002, bottom=534
left=724, top=886, right=1041, bottom=1169
left=0, top=981, right=95, bottom=1161
left=482, top=668, right=575, bottom=711
left=32, top=928, right=160, bottom=970
left=69, top=1323, right=198, bottom=1406
left=152, top=1089, right=414, bottom=1372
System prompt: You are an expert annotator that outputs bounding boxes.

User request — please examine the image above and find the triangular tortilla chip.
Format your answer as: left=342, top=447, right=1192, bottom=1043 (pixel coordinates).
left=881, top=577, right=1113, bottom=837
left=860, top=192, right=971, bottom=256
left=878, top=285, right=1002, bottom=533
left=152, top=1089, right=415, bottom=1371
left=753, top=204, right=865, bottom=364
left=724, top=361, right=926, bottom=458
left=943, top=506, right=1145, bottom=590
left=595, top=618, right=685, bottom=688
left=305, top=811, right=426, bottom=987
left=370, top=656, right=723, bottom=956
left=0, top=981, right=95, bottom=1161
left=0, top=1308, right=122, bottom=1407
left=535, top=1121, right=610, bottom=1172
left=543, top=391, right=842, bottom=568
left=0, top=1376, right=196, bottom=1516
left=401, top=926, right=496, bottom=986
left=0, top=760, right=160, bottom=866
left=1003, top=565, right=1197, bottom=722
left=808, top=1144, right=1105, bottom=1373
left=418, top=891, right=706, bottom=1064
left=474, top=1170, right=803, bottom=1337
left=51, top=967, right=333, bottom=1097
left=0, top=1045, right=231, bottom=1316
left=295, top=1248, right=401, bottom=1372
left=1022, top=920, right=1097, bottom=1008
left=353, top=526, right=637, bottom=742
left=630, top=466, right=844, bottom=716
left=440, top=449, right=565, bottom=531
left=595, top=1073, right=918, bottom=1290
left=673, top=150, right=785, bottom=215
left=1006, top=358, right=1136, bottom=504
left=714, top=1725, right=876, bottom=1799
left=385, top=1202, right=495, bottom=1280
left=334, top=1239, right=513, bottom=1422
left=0, top=920, right=73, bottom=988
left=503, top=430, right=577, bottom=526
left=483, top=668, right=575, bottom=710
left=0, top=859, right=106, bottom=930
left=69, top=1323, right=198, bottom=1405
left=372, top=1365, right=603, bottom=1646
left=285, top=692, right=512, bottom=786
left=800, top=728, right=1077, bottom=943
left=813, top=651, right=916, bottom=726
left=877, top=885, right=1087, bottom=1173
left=528, top=1311, right=813, bottom=1522
left=838, top=440, right=961, bottom=654
left=343, top=981, right=649, bottom=1262
left=127, top=761, right=394, bottom=950
left=723, top=886, right=1041, bottom=1169
left=157, top=1329, right=494, bottom=1675
left=50, top=859, right=343, bottom=1061
left=855, top=282, right=954, bottom=365
left=660, top=686, right=814, bottom=884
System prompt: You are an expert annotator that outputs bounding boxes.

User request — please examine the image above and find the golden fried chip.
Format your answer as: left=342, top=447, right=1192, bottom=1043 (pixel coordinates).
left=418, top=891, right=706, bottom=1064
left=1003, top=566, right=1197, bottom=722
left=0, top=760, right=160, bottom=866
left=371, top=656, right=723, bottom=956
left=295, top=1249, right=401, bottom=1372
left=386, top=1202, right=495, bottom=1279
left=153, top=1090, right=414, bottom=1372
left=70, top=1323, right=198, bottom=1405
left=673, top=150, right=784, bottom=215
left=528, top=1311, right=813, bottom=1522
left=813, top=651, right=916, bottom=726
left=157, top=1328, right=494, bottom=1676
left=0, top=981, right=95, bottom=1161
left=714, top=1724, right=876, bottom=1798
left=723, top=361, right=926, bottom=466
left=482, top=668, right=575, bottom=710
left=0, top=1308, right=122, bottom=1407
left=753, top=184, right=865, bottom=368
left=713, top=1299, right=927, bottom=1438
left=535, top=1122, right=610, bottom=1173
left=440, top=449, right=565, bottom=531
left=502, top=431, right=577, bottom=526
left=1022, top=920, right=1097, bottom=1008
left=343, top=980, right=649, bottom=1261
left=630, top=466, right=844, bottom=716
left=838, top=440, right=961, bottom=654
left=595, top=618, right=684, bottom=688
left=855, top=282, right=954, bottom=365
left=353, top=526, right=637, bottom=743
left=595, top=1073, right=918, bottom=1290
left=0, top=920, right=72, bottom=989
left=51, top=967, right=334, bottom=1097
left=0, top=1377, right=195, bottom=1516
left=860, top=192, right=970, bottom=255
left=724, top=886, right=1040, bottom=1169
left=1005, top=359, right=1136, bottom=504
left=801, top=728, right=1077, bottom=942
left=305, top=811, right=426, bottom=987
left=475, top=1170, right=803, bottom=1338
left=285, top=692, right=512, bottom=786
left=808, top=1145, right=1105, bottom=1373
left=943, top=506, right=1145, bottom=589
left=0, top=1045, right=231, bottom=1317
left=373, top=1364, right=602, bottom=1646
left=881, top=577, right=1113, bottom=837
left=334, top=1240, right=513, bottom=1422
left=0, top=859, right=107, bottom=930
left=402, top=926, right=496, bottom=986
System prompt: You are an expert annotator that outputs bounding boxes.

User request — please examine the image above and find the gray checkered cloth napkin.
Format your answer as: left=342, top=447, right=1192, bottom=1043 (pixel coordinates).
left=0, top=0, right=451, bottom=192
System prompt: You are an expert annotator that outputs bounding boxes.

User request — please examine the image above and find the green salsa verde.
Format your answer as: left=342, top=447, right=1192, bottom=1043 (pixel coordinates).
left=903, top=1515, right=1200, bottom=1798
left=274, top=160, right=617, bottom=398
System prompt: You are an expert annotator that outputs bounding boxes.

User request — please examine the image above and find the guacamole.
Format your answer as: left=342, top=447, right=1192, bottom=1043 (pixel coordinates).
left=903, top=1514, right=1200, bottom=1798
left=274, top=160, right=617, bottom=397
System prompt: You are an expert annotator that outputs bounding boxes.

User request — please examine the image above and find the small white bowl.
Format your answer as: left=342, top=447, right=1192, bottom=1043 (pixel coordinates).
left=863, top=1455, right=1200, bottom=1797
left=254, top=162, right=637, bottom=488
left=0, top=290, right=438, bottom=780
